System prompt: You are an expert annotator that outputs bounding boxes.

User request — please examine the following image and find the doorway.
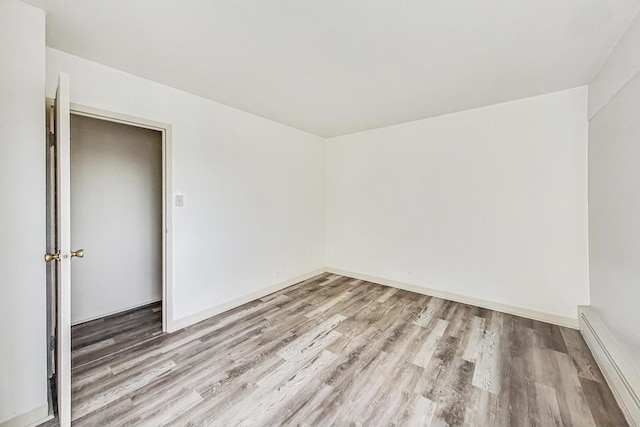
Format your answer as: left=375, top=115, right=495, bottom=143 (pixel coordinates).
left=65, top=103, right=173, bottom=333
left=70, top=114, right=162, bottom=325
left=45, top=100, right=173, bottom=423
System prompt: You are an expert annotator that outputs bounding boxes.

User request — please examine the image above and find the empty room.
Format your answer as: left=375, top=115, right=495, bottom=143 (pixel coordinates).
left=1, top=0, right=640, bottom=426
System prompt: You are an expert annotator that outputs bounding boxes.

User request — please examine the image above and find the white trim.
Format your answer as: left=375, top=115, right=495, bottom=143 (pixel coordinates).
left=579, top=306, right=640, bottom=427
left=326, top=267, right=579, bottom=329
left=168, top=268, right=326, bottom=332
left=67, top=102, right=174, bottom=333
left=71, top=298, right=162, bottom=326
left=70, top=103, right=170, bottom=132
left=0, top=403, right=50, bottom=427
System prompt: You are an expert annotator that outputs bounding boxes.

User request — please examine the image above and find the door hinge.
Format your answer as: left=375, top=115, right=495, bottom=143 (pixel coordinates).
left=47, top=132, right=55, bottom=147
left=49, top=335, right=55, bottom=352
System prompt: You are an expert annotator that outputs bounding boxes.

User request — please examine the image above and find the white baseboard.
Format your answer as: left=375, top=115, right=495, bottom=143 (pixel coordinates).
left=168, top=268, right=326, bottom=332
left=579, top=306, right=640, bottom=427
left=0, top=403, right=50, bottom=427
left=326, top=267, right=579, bottom=329
left=165, top=265, right=580, bottom=333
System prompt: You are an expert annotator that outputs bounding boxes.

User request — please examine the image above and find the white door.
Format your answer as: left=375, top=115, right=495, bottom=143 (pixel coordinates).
left=45, top=72, right=80, bottom=427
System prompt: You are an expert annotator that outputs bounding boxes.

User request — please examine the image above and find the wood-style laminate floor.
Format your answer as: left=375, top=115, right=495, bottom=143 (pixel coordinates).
left=41, top=273, right=627, bottom=426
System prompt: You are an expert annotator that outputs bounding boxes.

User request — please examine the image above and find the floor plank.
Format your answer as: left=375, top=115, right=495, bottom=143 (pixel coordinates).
left=41, top=273, right=628, bottom=426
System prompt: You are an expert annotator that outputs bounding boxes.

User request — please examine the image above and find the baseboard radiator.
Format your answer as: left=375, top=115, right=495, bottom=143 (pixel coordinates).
left=579, top=306, right=640, bottom=426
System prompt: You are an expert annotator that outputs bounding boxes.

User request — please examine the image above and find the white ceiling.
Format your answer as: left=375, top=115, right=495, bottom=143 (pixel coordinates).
left=23, top=0, right=640, bottom=137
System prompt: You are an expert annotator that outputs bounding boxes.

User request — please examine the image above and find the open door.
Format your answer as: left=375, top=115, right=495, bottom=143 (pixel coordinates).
left=45, top=73, right=81, bottom=427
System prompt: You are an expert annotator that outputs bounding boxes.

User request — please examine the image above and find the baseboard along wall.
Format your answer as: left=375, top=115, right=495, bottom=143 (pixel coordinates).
left=169, top=266, right=580, bottom=335
left=168, top=268, right=327, bottom=332
left=326, top=267, right=579, bottom=329
left=579, top=306, right=640, bottom=427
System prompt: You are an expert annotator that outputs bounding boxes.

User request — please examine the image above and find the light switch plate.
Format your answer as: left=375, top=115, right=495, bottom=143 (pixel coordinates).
left=175, top=195, right=184, bottom=207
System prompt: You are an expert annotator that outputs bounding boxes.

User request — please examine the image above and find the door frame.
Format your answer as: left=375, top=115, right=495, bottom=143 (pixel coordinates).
left=69, top=103, right=174, bottom=332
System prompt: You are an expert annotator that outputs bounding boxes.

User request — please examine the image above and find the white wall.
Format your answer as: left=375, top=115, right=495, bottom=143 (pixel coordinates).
left=326, top=87, right=589, bottom=322
left=70, top=115, right=162, bottom=324
left=588, top=10, right=640, bottom=368
left=0, top=0, right=48, bottom=424
left=46, top=48, right=326, bottom=324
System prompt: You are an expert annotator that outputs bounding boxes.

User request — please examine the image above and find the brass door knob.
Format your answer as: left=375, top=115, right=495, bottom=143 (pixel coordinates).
left=71, top=249, right=84, bottom=258
left=44, top=252, right=60, bottom=263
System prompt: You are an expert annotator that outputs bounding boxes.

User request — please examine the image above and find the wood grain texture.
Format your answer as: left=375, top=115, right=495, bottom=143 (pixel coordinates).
left=40, top=273, right=628, bottom=426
